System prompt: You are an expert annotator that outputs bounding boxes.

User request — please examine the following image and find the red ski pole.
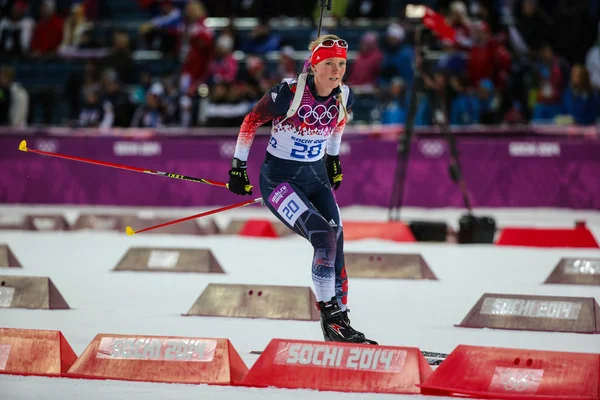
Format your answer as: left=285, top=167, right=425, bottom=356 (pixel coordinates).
left=125, top=197, right=263, bottom=235
left=18, top=140, right=251, bottom=191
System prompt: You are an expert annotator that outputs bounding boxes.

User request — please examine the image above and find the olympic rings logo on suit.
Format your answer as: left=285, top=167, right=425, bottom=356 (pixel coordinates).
left=297, top=104, right=339, bottom=126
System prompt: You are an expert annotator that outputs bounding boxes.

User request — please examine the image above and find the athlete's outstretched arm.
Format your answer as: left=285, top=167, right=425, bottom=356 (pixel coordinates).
left=233, top=83, right=291, bottom=162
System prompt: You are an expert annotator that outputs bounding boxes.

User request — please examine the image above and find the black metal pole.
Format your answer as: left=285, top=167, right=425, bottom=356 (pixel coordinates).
left=388, top=24, right=424, bottom=221
left=317, top=0, right=332, bottom=37
left=435, top=94, right=473, bottom=213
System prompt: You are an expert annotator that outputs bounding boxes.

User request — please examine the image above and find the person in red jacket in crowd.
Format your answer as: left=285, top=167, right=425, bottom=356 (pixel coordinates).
left=467, top=21, right=511, bottom=92
left=30, top=0, right=64, bottom=56
left=178, top=0, right=214, bottom=95
left=346, top=31, right=382, bottom=90
left=531, top=43, right=566, bottom=122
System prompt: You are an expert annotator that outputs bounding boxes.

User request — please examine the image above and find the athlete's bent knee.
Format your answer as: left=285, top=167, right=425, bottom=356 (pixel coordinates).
left=310, top=226, right=337, bottom=253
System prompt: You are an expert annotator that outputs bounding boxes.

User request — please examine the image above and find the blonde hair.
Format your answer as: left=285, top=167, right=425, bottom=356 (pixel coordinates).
left=308, top=34, right=343, bottom=51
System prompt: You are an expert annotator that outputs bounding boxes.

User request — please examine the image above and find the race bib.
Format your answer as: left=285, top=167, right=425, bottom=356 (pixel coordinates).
left=268, top=183, right=308, bottom=226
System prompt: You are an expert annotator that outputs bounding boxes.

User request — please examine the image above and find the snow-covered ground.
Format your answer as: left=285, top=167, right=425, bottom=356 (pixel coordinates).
left=1, top=205, right=599, bottom=400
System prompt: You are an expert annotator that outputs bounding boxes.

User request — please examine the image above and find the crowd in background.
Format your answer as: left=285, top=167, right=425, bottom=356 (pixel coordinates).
left=0, top=0, right=599, bottom=129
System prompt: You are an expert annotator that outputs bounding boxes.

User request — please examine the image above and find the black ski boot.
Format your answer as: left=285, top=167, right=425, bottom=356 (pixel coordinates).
left=341, top=308, right=378, bottom=345
left=317, top=297, right=378, bottom=345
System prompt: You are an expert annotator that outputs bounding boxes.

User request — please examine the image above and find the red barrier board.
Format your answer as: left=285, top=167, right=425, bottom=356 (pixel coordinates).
left=421, top=344, right=600, bottom=399
left=239, top=219, right=279, bottom=238
left=240, top=338, right=432, bottom=394
left=0, top=328, right=77, bottom=376
left=343, top=222, right=416, bottom=242
left=66, top=334, right=247, bottom=384
left=496, top=227, right=599, bottom=248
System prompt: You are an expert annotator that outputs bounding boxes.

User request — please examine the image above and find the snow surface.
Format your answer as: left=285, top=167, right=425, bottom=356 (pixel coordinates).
left=1, top=204, right=600, bottom=400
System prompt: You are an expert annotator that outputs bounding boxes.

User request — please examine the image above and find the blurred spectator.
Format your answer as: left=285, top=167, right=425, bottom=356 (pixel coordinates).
left=531, top=43, right=565, bottom=123
left=77, top=86, right=112, bottom=129
left=274, top=45, right=297, bottom=81
left=0, top=65, right=11, bottom=124
left=413, top=91, right=433, bottom=126
left=180, top=92, right=193, bottom=127
left=139, top=0, right=181, bottom=55
left=203, top=81, right=229, bottom=127
left=59, top=2, right=92, bottom=50
left=130, top=69, right=153, bottom=105
left=239, top=55, right=274, bottom=94
left=0, top=0, right=34, bottom=56
left=475, top=78, right=501, bottom=124
left=449, top=76, right=479, bottom=125
left=220, top=20, right=240, bottom=51
left=379, top=22, right=414, bottom=87
left=503, top=54, right=537, bottom=120
left=7, top=66, right=28, bottom=126
left=102, top=29, right=134, bottom=84
left=236, top=56, right=275, bottom=91
left=30, top=0, right=64, bottom=57
left=436, top=40, right=467, bottom=80
left=503, top=100, right=527, bottom=124
left=236, top=78, right=262, bottom=104
left=3, top=0, right=599, bottom=127
left=131, top=82, right=166, bottom=127
left=63, top=60, right=100, bottom=120
left=417, top=70, right=453, bottom=126
left=203, top=81, right=254, bottom=127
left=161, top=74, right=178, bottom=124
left=585, top=22, right=600, bottom=90
left=446, top=1, right=473, bottom=49
left=76, top=24, right=101, bottom=49
left=379, top=77, right=407, bottom=124
left=507, top=0, right=551, bottom=56
left=29, top=85, right=58, bottom=125
left=467, top=21, right=511, bottom=92
left=162, top=74, right=192, bottom=127
left=240, top=19, right=281, bottom=55
left=347, top=31, right=383, bottom=90
left=178, top=0, right=214, bottom=95
left=0, top=65, right=28, bottom=126
left=101, top=68, right=134, bottom=127
left=558, top=64, right=599, bottom=125
left=207, top=33, right=238, bottom=85
left=466, top=0, right=500, bottom=31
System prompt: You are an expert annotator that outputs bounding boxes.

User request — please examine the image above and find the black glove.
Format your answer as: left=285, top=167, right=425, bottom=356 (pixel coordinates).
left=325, top=154, right=343, bottom=190
left=228, top=158, right=253, bottom=195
